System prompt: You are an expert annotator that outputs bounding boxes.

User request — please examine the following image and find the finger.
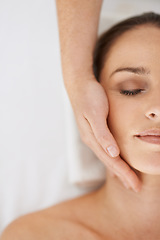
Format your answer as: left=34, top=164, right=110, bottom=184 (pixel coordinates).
left=88, top=116, right=120, bottom=158
left=108, top=170, right=116, bottom=178
left=107, top=170, right=130, bottom=189
left=110, top=156, right=141, bottom=192
left=84, top=116, right=141, bottom=192
left=79, top=117, right=141, bottom=192
left=104, top=154, right=141, bottom=192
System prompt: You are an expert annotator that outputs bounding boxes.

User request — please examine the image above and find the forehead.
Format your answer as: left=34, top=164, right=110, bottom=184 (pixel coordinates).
left=101, top=25, right=160, bottom=78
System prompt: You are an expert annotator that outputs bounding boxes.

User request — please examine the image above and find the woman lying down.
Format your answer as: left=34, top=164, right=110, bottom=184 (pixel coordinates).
left=1, top=12, right=160, bottom=240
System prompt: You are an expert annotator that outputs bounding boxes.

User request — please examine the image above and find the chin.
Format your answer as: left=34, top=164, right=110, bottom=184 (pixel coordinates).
left=136, top=162, right=160, bottom=175
left=120, top=150, right=160, bottom=175
left=131, top=161, right=160, bottom=176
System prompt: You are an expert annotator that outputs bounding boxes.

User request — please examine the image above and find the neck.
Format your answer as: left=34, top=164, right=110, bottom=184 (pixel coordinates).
left=96, top=170, right=160, bottom=239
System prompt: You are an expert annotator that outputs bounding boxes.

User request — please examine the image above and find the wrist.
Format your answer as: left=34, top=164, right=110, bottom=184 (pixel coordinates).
left=63, top=68, right=97, bottom=89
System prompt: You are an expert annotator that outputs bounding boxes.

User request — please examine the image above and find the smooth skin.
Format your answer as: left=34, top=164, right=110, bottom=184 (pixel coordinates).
left=56, top=0, right=141, bottom=192
left=2, top=24, right=160, bottom=240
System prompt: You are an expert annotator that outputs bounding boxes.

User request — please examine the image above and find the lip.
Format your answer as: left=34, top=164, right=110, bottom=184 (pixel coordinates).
left=135, top=128, right=160, bottom=137
left=135, top=128, right=160, bottom=145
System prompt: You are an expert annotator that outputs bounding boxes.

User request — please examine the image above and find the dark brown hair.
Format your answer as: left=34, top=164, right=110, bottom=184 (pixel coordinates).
left=93, top=12, right=160, bottom=81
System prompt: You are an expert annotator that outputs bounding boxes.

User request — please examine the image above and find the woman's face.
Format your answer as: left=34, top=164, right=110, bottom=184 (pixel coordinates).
left=100, top=25, right=160, bottom=174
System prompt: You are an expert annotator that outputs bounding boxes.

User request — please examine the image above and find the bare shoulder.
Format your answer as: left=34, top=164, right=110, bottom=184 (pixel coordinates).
left=0, top=192, right=102, bottom=240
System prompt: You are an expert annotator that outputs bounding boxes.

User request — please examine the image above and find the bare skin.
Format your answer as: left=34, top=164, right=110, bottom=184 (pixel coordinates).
left=56, top=0, right=141, bottom=192
left=2, top=172, right=160, bottom=240
left=2, top=21, right=160, bottom=240
left=2, top=23, right=160, bottom=240
left=0, top=179, right=125, bottom=240
left=0, top=191, right=104, bottom=240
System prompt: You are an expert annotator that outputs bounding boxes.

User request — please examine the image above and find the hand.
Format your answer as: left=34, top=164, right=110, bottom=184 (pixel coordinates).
left=66, top=74, right=141, bottom=192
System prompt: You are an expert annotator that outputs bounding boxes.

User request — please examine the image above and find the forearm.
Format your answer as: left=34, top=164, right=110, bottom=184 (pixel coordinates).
left=56, top=0, right=103, bottom=87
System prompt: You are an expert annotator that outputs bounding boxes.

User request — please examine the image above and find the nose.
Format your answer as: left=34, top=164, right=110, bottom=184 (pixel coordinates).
left=146, top=110, right=160, bottom=120
left=145, top=98, right=160, bottom=121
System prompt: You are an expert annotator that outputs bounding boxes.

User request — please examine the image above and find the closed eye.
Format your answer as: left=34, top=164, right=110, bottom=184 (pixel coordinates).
left=120, top=89, right=144, bottom=96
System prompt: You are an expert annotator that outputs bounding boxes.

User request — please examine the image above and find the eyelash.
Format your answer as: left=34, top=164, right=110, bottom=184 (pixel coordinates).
left=120, top=89, right=144, bottom=96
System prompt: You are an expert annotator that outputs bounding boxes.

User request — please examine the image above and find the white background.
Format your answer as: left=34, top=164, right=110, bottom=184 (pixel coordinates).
left=0, top=0, right=87, bottom=232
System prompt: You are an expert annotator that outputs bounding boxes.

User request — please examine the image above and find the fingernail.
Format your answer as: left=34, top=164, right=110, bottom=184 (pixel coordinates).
left=107, top=145, right=119, bottom=157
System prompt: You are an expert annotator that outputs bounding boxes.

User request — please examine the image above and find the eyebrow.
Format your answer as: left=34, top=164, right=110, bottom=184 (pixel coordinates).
left=109, top=66, right=150, bottom=79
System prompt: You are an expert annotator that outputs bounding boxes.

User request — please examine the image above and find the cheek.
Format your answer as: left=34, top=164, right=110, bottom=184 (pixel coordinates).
left=107, top=98, right=134, bottom=165
left=107, top=97, right=129, bottom=138
left=107, top=96, right=140, bottom=146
